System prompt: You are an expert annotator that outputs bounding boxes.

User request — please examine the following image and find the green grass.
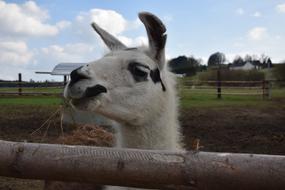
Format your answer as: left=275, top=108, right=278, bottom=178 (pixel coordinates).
left=0, top=86, right=284, bottom=108
left=0, top=87, right=63, bottom=105
left=179, top=88, right=285, bottom=108
left=0, top=96, right=62, bottom=105
left=0, top=87, right=62, bottom=93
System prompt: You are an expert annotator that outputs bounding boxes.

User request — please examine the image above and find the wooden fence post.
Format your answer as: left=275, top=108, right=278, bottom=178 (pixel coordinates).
left=217, top=69, right=221, bottom=99
left=262, top=80, right=271, bottom=100
left=18, top=73, right=22, bottom=95
left=64, top=75, right=67, bottom=86
left=268, top=80, right=272, bottom=99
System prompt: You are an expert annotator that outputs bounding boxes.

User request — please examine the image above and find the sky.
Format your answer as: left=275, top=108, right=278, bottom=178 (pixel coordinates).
left=0, top=0, right=285, bottom=81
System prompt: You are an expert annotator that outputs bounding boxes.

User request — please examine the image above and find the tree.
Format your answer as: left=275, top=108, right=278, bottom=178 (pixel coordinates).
left=168, top=55, right=205, bottom=76
left=232, top=56, right=244, bottom=66
left=266, top=58, right=272, bottom=68
left=244, top=54, right=253, bottom=62
left=207, top=52, right=226, bottom=67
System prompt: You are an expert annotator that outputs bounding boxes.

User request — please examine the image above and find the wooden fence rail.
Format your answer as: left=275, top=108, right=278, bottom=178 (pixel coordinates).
left=0, top=92, right=62, bottom=96
left=0, top=140, right=285, bottom=190
left=182, top=80, right=271, bottom=99
left=0, top=76, right=280, bottom=98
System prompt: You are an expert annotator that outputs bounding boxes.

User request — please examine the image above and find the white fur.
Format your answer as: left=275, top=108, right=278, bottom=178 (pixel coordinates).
left=64, top=12, right=182, bottom=190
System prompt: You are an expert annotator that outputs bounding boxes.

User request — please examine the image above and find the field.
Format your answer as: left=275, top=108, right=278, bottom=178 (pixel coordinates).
left=0, top=87, right=62, bottom=93
left=0, top=87, right=285, bottom=189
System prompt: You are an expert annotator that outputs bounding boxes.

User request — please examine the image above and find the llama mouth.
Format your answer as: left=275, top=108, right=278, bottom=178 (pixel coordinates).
left=84, top=84, right=107, bottom=98
left=70, top=95, right=101, bottom=110
left=71, top=97, right=90, bottom=107
left=67, top=84, right=107, bottom=108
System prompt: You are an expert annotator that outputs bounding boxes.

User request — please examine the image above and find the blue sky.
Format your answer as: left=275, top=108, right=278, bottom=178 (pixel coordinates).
left=0, top=0, right=285, bottom=81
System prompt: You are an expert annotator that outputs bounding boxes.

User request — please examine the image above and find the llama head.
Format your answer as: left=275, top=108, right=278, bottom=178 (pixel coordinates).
left=64, top=12, right=172, bottom=126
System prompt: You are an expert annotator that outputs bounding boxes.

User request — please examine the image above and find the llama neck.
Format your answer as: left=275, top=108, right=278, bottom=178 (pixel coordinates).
left=116, top=103, right=181, bottom=151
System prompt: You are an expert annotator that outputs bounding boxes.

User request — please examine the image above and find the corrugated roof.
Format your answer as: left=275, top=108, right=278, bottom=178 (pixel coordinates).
left=51, top=63, right=87, bottom=75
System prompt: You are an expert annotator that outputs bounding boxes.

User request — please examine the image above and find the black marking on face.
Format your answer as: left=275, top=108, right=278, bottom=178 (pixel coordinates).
left=85, top=84, right=107, bottom=98
left=150, top=68, right=166, bottom=91
left=128, top=62, right=166, bottom=91
left=128, top=62, right=149, bottom=82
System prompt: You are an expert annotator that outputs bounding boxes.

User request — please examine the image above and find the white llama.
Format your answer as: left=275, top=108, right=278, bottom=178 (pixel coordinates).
left=64, top=11, right=182, bottom=189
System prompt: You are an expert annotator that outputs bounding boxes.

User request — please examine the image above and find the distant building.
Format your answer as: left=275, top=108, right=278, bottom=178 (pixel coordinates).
left=229, top=61, right=261, bottom=71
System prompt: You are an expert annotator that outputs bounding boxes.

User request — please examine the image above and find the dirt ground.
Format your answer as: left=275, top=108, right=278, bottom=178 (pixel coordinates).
left=0, top=103, right=285, bottom=190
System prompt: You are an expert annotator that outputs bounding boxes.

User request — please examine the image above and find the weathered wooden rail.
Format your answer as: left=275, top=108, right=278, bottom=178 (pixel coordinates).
left=182, top=80, right=271, bottom=99
left=0, top=92, right=62, bottom=96
left=0, top=140, right=285, bottom=190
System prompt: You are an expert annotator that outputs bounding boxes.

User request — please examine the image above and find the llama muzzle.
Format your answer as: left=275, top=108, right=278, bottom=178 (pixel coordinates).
left=85, top=84, right=107, bottom=98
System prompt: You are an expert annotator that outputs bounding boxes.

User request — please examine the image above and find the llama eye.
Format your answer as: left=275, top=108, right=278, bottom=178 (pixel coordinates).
left=128, top=62, right=149, bottom=82
left=133, top=66, right=147, bottom=77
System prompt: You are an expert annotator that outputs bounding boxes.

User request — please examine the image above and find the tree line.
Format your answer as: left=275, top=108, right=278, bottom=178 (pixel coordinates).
left=168, top=52, right=275, bottom=76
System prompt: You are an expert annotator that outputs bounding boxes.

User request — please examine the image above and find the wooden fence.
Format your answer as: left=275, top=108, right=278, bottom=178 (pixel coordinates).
left=0, top=73, right=64, bottom=96
left=0, top=139, right=285, bottom=190
left=0, top=73, right=281, bottom=99
left=182, top=80, right=272, bottom=99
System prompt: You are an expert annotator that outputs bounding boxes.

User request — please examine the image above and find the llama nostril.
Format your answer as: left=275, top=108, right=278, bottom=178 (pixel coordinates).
left=69, top=67, right=89, bottom=86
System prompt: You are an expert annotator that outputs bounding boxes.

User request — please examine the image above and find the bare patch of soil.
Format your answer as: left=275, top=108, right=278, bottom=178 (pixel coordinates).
left=181, top=106, right=285, bottom=154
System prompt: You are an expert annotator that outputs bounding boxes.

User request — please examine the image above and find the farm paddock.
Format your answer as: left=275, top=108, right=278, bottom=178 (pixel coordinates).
left=0, top=101, right=285, bottom=190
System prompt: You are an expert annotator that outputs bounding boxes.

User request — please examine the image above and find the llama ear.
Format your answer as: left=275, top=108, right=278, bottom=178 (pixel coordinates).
left=139, top=12, right=167, bottom=70
left=91, top=22, right=127, bottom=51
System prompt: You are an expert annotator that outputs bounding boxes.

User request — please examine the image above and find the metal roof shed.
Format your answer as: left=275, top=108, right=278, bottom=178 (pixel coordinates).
left=50, top=63, right=87, bottom=75
left=36, top=63, right=86, bottom=76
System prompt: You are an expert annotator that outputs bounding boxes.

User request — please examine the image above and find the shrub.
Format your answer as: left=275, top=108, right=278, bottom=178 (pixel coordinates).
left=198, top=69, right=265, bottom=82
left=273, top=64, right=285, bottom=81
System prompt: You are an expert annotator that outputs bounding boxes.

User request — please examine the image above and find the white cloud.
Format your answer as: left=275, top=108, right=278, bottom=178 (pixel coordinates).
left=236, top=8, right=245, bottom=15
left=252, top=11, right=261, bottom=17
left=38, top=43, right=96, bottom=64
left=248, top=27, right=267, bottom=41
left=0, top=41, right=33, bottom=65
left=117, top=36, right=148, bottom=47
left=0, top=40, right=34, bottom=80
left=0, top=7, right=155, bottom=81
left=0, top=42, right=97, bottom=81
left=75, top=8, right=128, bottom=39
left=276, top=3, right=285, bottom=13
left=72, top=8, right=147, bottom=49
left=230, top=29, right=285, bottom=63
left=21, top=1, right=49, bottom=21
left=89, top=9, right=127, bottom=35
left=56, top=21, right=71, bottom=30
left=0, top=1, right=69, bottom=37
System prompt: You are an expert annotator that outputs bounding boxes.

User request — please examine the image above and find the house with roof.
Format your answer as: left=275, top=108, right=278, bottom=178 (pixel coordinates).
left=229, top=61, right=262, bottom=71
